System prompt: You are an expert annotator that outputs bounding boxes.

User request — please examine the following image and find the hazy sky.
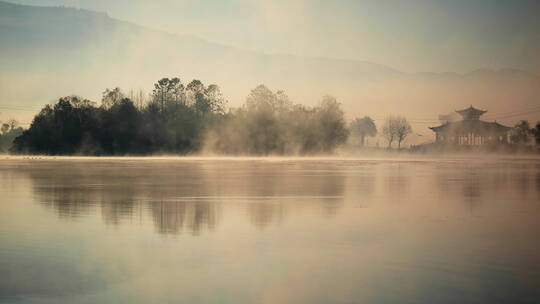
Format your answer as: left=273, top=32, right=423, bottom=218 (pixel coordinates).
left=5, top=0, right=540, bottom=73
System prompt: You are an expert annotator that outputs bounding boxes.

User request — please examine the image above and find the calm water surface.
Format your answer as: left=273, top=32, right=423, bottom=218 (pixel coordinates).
left=1, top=156, right=539, bottom=303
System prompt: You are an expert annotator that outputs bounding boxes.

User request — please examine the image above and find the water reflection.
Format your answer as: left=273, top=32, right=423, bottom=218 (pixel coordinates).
left=247, top=200, right=286, bottom=229
left=5, top=160, right=540, bottom=235
left=19, top=160, right=351, bottom=234
left=433, top=160, right=539, bottom=215
left=150, top=200, right=218, bottom=235
left=1, top=157, right=540, bottom=303
left=5, top=158, right=535, bottom=235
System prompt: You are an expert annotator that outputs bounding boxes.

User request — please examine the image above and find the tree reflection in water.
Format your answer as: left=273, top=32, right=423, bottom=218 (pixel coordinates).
left=14, top=157, right=540, bottom=235
left=23, top=159, right=349, bottom=234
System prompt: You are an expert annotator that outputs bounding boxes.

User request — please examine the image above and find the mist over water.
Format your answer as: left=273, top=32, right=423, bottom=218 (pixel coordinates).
left=1, top=156, right=539, bottom=303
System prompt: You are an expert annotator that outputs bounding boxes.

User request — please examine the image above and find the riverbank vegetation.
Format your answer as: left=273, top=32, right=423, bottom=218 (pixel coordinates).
left=10, top=78, right=353, bottom=155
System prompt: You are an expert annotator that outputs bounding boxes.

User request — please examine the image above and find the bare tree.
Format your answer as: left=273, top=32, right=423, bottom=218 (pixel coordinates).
left=395, top=116, right=412, bottom=149
left=128, top=89, right=148, bottom=110
left=382, top=117, right=397, bottom=148
left=382, top=116, right=412, bottom=149
left=102, top=87, right=124, bottom=109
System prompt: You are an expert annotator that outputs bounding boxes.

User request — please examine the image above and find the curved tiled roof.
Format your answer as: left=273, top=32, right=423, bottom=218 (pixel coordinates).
left=429, top=120, right=510, bottom=134
left=456, top=105, right=487, bottom=116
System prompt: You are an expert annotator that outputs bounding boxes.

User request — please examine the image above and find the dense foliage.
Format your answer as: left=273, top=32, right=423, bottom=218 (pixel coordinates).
left=12, top=78, right=226, bottom=155
left=11, top=79, right=350, bottom=155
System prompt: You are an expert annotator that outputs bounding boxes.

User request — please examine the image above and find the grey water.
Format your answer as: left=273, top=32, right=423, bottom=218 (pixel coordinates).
left=1, top=156, right=539, bottom=304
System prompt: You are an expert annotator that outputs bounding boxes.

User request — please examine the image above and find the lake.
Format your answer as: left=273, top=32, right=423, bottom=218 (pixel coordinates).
left=1, top=156, right=539, bottom=303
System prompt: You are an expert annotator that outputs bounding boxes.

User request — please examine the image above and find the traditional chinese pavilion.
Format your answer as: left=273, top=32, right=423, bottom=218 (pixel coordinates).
left=429, top=106, right=510, bottom=146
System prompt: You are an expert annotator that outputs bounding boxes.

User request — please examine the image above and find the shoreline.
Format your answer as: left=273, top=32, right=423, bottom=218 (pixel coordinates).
left=2, top=152, right=540, bottom=162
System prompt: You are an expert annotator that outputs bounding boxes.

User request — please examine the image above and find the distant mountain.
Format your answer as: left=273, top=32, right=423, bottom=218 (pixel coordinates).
left=1, top=1, right=539, bottom=137
left=0, top=0, right=399, bottom=82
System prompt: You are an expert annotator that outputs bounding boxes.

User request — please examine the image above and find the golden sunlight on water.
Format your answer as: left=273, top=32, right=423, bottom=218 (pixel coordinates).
left=1, top=156, right=539, bottom=303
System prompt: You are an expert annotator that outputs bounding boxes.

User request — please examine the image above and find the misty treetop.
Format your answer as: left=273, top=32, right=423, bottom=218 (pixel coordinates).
left=11, top=79, right=350, bottom=155
left=206, top=85, right=349, bottom=154
left=350, top=116, right=377, bottom=147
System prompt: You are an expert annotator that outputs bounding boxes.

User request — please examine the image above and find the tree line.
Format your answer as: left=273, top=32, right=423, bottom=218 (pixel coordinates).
left=11, top=78, right=226, bottom=155
left=9, top=77, right=377, bottom=155
left=7, top=76, right=418, bottom=155
left=7, top=76, right=540, bottom=155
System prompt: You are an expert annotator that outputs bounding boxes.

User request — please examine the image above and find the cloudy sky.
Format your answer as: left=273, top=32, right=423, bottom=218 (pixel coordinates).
left=5, top=0, right=540, bottom=73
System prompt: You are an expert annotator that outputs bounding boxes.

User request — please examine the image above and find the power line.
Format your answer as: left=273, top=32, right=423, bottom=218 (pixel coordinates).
left=0, top=106, right=42, bottom=111
left=488, top=109, right=540, bottom=120
left=371, top=117, right=438, bottom=122
left=483, top=105, right=540, bottom=119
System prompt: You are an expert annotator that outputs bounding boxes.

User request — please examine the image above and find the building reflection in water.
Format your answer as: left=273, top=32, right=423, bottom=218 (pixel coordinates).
left=433, top=160, right=540, bottom=215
